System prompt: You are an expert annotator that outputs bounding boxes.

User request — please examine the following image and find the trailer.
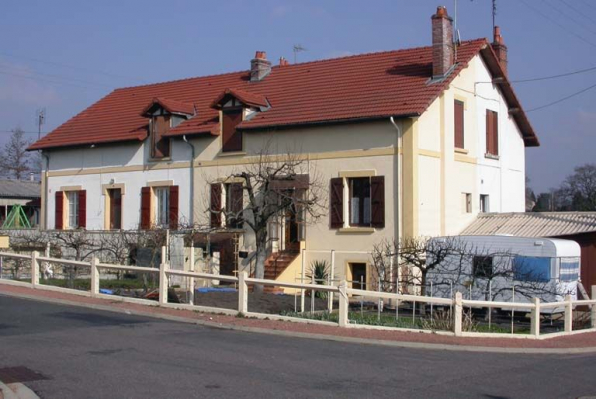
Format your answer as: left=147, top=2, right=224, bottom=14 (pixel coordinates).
left=425, top=235, right=581, bottom=311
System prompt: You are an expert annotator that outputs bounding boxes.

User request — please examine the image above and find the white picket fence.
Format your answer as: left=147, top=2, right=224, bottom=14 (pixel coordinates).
left=0, top=249, right=595, bottom=340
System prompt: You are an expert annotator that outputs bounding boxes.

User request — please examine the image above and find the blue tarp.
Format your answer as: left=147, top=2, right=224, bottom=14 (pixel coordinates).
left=196, top=287, right=237, bottom=293
left=513, top=256, right=551, bottom=282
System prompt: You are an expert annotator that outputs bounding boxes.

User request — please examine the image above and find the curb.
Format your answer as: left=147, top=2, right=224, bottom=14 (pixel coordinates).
left=2, top=291, right=596, bottom=355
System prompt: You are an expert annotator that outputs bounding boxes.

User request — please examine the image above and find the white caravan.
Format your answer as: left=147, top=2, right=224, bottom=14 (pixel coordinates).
left=425, top=235, right=581, bottom=308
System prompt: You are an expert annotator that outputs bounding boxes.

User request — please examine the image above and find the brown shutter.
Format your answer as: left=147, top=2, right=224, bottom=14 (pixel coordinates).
left=329, top=178, right=344, bottom=229
left=486, top=110, right=493, bottom=155
left=454, top=100, right=464, bottom=149
left=141, top=187, right=151, bottom=229
left=370, top=176, right=385, bottom=228
left=55, top=191, right=64, bottom=230
left=152, top=116, right=171, bottom=158
left=231, top=183, right=243, bottom=214
left=210, top=183, right=222, bottom=228
left=169, top=185, right=179, bottom=230
left=492, top=111, right=499, bottom=156
left=78, top=190, right=87, bottom=229
left=221, top=110, right=243, bottom=152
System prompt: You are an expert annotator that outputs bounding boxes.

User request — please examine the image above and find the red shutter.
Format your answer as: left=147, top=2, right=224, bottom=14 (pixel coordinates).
left=492, top=111, right=499, bottom=156
left=141, top=187, right=151, bottom=230
left=55, top=191, right=64, bottom=230
left=78, top=190, right=87, bottom=229
left=221, top=110, right=243, bottom=152
left=169, top=185, right=179, bottom=230
left=210, top=183, right=222, bottom=228
left=371, top=176, right=385, bottom=228
left=329, top=178, right=344, bottom=229
left=454, top=100, right=464, bottom=149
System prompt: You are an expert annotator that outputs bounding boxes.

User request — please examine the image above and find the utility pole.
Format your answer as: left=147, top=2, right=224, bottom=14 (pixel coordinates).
left=36, top=108, right=45, bottom=141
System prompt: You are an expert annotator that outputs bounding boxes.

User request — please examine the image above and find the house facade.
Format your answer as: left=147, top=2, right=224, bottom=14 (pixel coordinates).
left=29, top=6, right=538, bottom=285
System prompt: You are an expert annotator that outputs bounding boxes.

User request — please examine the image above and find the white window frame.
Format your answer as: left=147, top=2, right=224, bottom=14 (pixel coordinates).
left=154, top=187, right=170, bottom=228
left=66, top=191, right=79, bottom=229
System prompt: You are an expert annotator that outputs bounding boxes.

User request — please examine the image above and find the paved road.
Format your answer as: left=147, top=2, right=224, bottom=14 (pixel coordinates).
left=0, top=295, right=595, bottom=399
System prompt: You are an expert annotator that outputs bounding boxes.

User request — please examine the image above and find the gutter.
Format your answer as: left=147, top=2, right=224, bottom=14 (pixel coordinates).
left=41, top=151, right=50, bottom=229
left=182, top=135, right=196, bottom=226
left=389, top=117, right=401, bottom=245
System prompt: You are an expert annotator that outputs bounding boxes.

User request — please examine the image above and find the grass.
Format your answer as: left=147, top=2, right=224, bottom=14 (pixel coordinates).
left=39, top=278, right=158, bottom=291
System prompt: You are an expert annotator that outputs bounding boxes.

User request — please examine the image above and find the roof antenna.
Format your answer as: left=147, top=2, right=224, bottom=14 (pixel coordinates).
left=36, top=108, right=46, bottom=140
left=293, top=44, right=307, bottom=64
left=453, top=0, right=461, bottom=62
left=492, top=0, right=497, bottom=32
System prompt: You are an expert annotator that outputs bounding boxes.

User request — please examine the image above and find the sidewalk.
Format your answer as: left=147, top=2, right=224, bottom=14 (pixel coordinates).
left=2, top=283, right=596, bottom=354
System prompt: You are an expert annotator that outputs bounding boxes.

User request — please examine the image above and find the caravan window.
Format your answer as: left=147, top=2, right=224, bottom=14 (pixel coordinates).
left=513, top=256, right=551, bottom=283
left=559, top=258, right=580, bottom=282
left=473, top=256, right=493, bottom=278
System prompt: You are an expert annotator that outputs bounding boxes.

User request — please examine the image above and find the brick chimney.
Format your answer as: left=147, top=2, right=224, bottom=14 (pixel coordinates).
left=431, top=6, right=454, bottom=79
left=492, top=26, right=508, bottom=76
left=279, top=57, right=289, bottom=67
left=250, top=51, right=272, bottom=82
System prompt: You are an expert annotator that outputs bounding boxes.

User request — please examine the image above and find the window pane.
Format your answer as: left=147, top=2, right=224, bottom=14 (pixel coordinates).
left=68, top=192, right=78, bottom=228
left=513, top=256, right=551, bottom=282
left=350, top=177, right=371, bottom=226
left=154, top=188, right=170, bottom=228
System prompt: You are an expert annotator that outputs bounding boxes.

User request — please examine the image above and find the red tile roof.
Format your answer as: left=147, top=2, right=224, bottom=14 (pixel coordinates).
left=210, top=88, right=269, bottom=109
left=141, top=97, right=195, bottom=116
left=28, top=39, right=538, bottom=151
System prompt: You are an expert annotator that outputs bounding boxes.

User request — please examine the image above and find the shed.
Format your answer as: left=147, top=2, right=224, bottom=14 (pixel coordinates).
left=0, top=179, right=41, bottom=227
left=461, top=212, right=596, bottom=292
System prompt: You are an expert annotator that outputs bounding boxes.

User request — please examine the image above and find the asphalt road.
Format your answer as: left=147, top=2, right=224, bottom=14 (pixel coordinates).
left=0, top=295, right=595, bottom=399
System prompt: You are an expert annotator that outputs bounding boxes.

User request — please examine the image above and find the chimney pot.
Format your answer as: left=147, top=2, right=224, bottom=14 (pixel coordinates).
left=431, top=5, right=454, bottom=79
left=279, top=57, right=289, bottom=66
left=492, top=26, right=508, bottom=76
left=251, top=51, right=272, bottom=82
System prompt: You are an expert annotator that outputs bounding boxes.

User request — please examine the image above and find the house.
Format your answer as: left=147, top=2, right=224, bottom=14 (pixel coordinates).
left=0, top=179, right=41, bottom=228
left=28, top=6, right=538, bottom=287
left=461, top=212, right=596, bottom=293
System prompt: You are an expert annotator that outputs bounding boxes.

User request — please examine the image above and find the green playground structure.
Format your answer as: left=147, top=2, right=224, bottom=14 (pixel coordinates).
left=2, top=204, right=31, bottom=229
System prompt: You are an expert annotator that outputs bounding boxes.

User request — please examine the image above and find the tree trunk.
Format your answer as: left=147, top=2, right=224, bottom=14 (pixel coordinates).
left=253, top=229, right=268, bottom=294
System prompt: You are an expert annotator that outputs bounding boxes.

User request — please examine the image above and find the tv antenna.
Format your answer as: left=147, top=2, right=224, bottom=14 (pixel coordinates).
left=492, top=0, right=497, bottom=31
left=293, top=44, right=307, bottom=64
left=36, top=108, right=45, bottom=140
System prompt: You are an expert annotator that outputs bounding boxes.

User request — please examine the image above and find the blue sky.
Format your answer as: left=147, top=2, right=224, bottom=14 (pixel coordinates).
left=1, top=0, right=595, bottom=193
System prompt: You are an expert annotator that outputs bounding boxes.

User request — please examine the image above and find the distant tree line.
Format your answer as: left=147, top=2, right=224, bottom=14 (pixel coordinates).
left=527, top=163, right=596, bottom=212
left=0, top=128, right=40, bottom=180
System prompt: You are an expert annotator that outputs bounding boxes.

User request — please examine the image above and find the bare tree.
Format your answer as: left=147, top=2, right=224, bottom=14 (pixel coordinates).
left=0, top=128, right=33, bottom=180
left=208, top=147, right=325, bottom=292
left=558, top=163, right=596, bottom=211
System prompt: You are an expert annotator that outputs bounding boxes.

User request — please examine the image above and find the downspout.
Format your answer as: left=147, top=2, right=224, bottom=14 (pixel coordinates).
left=182, top=135, right=196, bottom=226
left=41, top=151, right=50, bottom=230
left=389, top=117, right=401, bottom=294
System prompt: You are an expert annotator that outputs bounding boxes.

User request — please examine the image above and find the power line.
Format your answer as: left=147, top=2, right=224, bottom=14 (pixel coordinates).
left=511, top=65, right=596, bottom=83
left=0, top=62, right=114, bottom=89
left=0, top=69, right=108, bottom=90
left=526, top=81, right=596, bottom=112
left=560, top=0, right=596, bottom=26
left=0, top=130, right=46, bottom=135
left=0, top=51, right=147, bottom=84
left=520, top=0, right=596, bottom=48
left=542, top=0, right=596, bottom=38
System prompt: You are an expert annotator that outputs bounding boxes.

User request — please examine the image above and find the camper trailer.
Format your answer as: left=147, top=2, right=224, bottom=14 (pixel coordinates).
left=425, top=235, right=581, bottom=310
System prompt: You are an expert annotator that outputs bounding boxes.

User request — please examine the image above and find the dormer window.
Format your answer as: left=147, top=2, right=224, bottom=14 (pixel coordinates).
left=211, top=88, right=270, bottom=154
left=141, top=97, right=194, bottom=160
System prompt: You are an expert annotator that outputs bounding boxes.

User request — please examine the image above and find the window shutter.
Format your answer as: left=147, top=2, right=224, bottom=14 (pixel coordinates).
left=221, top=110, right=243, bottom=152
left=210, top=183, right=222, bottom=228
left=141, top=187, right=151, bottom=229
left=486, top=110, right=492, bottom=154
left=454, top=100, right=464, bottom=149
left=169, top=185, right=179, bottom=230
left=370, top=176, right=385, bottom=228
left=55, top=191, right=64, bottom=230
left=231, top=183, right=243, bottom=213
left=329, top=178, right=344, bottom=229
left=492, top=111, right=499, bottom=156
left=78, top=190, right=87, bottom=229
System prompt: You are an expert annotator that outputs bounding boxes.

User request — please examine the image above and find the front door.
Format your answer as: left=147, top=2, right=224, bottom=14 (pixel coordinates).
left=284, top=205, right=300, bottom=252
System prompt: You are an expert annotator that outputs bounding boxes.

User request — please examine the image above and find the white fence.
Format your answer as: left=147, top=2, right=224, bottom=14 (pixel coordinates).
left=0, top=249, right=595, bottom=340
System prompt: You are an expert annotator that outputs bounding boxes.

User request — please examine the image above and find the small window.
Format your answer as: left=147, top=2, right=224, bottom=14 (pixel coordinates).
left=473, top=256, right=493, bottom=278
left=480, top=194, right=489, bottom=213
left=154, top=187, right=170, bottom=228
left=67, top=191, right=79, bottom=229
left=225, top=183, right=243, bottom=228
left=454, top=100, right=464, bottom=149
left=349, top=177, right=371, bottom=227
left=462, top=193, right=472, bottom=213
left=107, top=188, right=122, bottom=230
left=513, top=256, right=551, bottom=282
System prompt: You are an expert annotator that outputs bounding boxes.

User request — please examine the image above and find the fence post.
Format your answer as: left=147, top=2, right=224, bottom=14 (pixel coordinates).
left=530, top=297, right=540, bottom=338
left=31, top=251, right=39, bottom=287
left=328, top=249, right=335, bottom=313
left=300, top=248, right=306, bottom=313
left=592, top=286, right=596, bottom=329
left=338, top=280, right=349, bottom=328
left=90, top=256, right=99, bottom=297
left=564, top=294, right=573, bottom=333
left=159, top=260, right=169, bottom=306
left=238, top=271, right=248, bottom=314
left=454, top=292, right=463, bottom=336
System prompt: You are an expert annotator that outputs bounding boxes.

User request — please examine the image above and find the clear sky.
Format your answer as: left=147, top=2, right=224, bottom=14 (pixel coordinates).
left=1, top=0, right=595, bottom=193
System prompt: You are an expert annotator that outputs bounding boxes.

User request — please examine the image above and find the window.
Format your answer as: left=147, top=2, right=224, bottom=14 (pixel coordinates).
left=349, top=177, right=371, bottom=226
left=485, top=110, right=499, bottom=156
left=225, top=183, right=243, bottom=228
left=513, top=256, right=551, bottom=282
left=462, top=193, right=472, bottom=213
left=107, top=188, right=122, bottom=230
left=67, top=191, right=79, bottom=229
left=154, top=187, right=170, bottom=228
left=473, top=256, right=493, bottom=278
left=454, top=100, right=464, bottom=149
left=55, top=190, right=86, bottom=230
left=221, top=110, right=243, bottom=152
left=151, top=115, right=171, bottom=158
left=480, top=194, right=490, bottom=213
left=330, top=175, right=385, bottom=229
